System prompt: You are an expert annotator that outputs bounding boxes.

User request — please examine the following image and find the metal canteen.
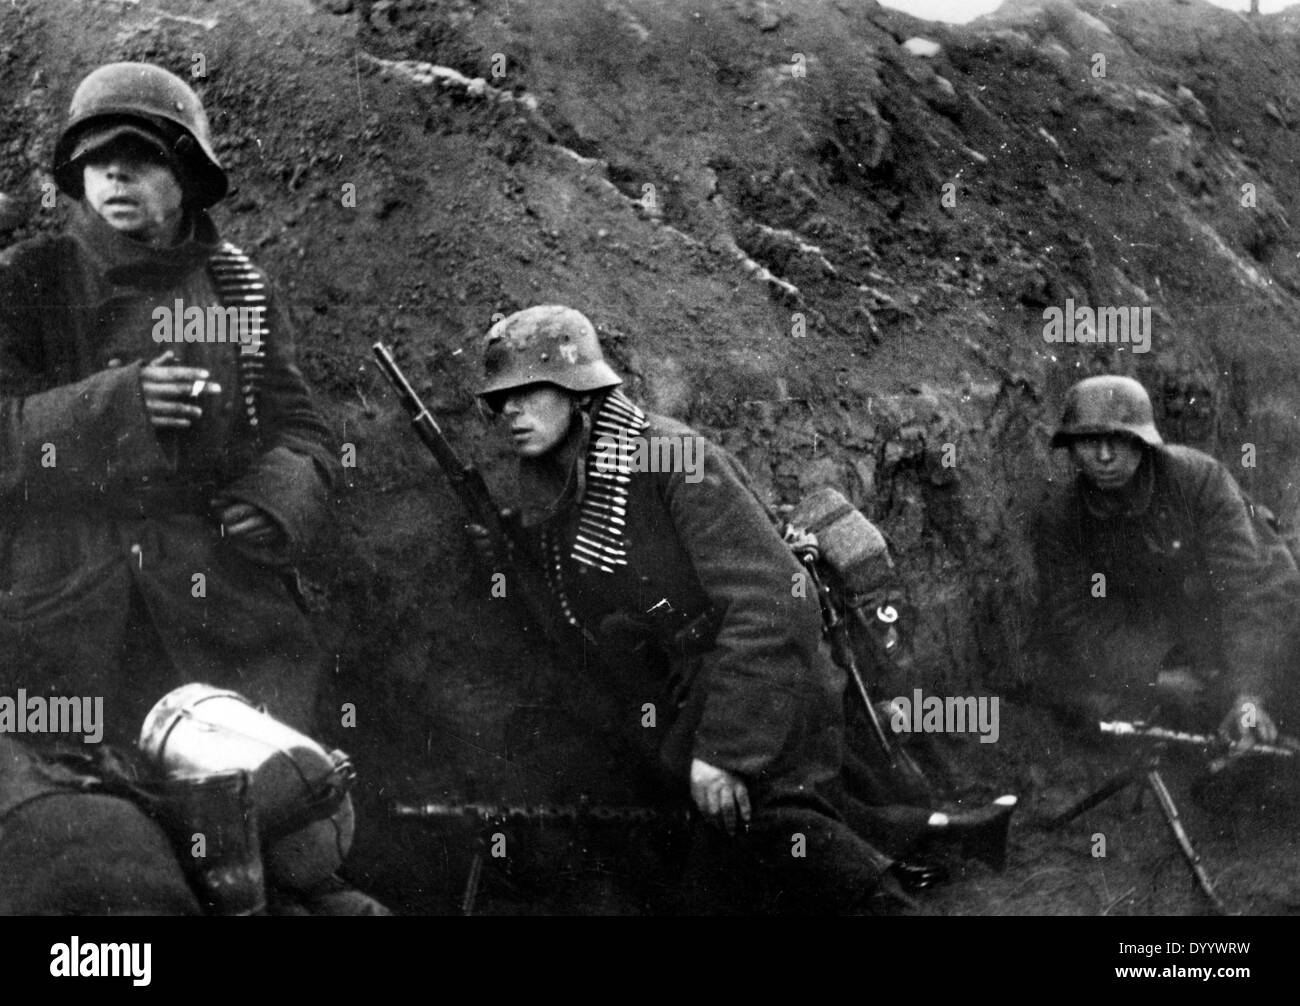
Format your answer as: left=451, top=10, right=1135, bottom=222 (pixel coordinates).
left=139, top=683, right=356, bottom=893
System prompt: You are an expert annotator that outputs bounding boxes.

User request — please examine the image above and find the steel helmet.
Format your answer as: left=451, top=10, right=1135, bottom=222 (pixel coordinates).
left=1051, top=375, right=1163, bottom=448
left=53, top=62, right=228, bottom=207
left=478, top=305, right=622, bottom=402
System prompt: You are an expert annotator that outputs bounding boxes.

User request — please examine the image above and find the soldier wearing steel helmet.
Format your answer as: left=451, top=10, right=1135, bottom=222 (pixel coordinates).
left=0, top=63, right=346, bottom=913
left=1032, top=375, right=1300, bottom=746
left=468, top=304, right=953, bottom=913
left=0, top=60, right=338, bottom=738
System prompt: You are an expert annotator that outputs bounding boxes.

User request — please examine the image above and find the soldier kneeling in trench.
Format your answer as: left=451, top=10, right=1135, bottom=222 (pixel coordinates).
left=1032, top=375, right=1300, bottom=752
left=465, top=305, right=1012, bottom=913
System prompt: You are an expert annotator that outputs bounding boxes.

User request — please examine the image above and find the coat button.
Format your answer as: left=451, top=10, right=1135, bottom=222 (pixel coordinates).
left=106, top=357, right=123, bottom=368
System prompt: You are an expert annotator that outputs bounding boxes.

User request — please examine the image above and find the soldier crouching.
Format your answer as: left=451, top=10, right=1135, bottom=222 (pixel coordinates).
left=1032, top=375, right=1300, bottom=744
left=466, top=305, right=950, bottom=914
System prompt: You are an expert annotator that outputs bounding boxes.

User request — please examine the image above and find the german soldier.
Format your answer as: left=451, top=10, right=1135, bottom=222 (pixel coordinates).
left=466, top=304, right=966, bottom=913
left=1032, top=375, right=1300, bottom=744
left=0, top=62, right=339, bottom=743
left=0, top=62, right=348, bottom=914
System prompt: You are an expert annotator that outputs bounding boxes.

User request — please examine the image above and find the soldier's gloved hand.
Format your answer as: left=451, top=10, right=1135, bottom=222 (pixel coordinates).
left=1219, top=694, right=1278, bottom=747
left=689, top=758, right=752, bottom=836
left=140, top=350, right=223, bottom=430
left=211, top=496, right=287, bottom=549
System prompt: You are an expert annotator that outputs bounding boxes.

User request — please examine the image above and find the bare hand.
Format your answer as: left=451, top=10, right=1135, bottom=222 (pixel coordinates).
left=689, top=758, right=752, bottom=836
left=465, top=522, right=498, bottom=567
left=140, top=350, right=222, bottom=430
left=465, top=509, right=518, bottom=569
left=211, top=497, right=285, bottom=547
left=1219, top=694, right=1278, bottom=747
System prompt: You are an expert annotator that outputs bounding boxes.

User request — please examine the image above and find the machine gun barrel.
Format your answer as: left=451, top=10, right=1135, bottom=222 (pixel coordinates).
left=1100, top=720, right=1298, bottom=763
left=391, top=800, right=693, bottom=829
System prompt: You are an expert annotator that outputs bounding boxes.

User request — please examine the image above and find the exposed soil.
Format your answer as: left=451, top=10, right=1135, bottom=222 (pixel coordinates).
left=2, top=0, right=1299, bottom=914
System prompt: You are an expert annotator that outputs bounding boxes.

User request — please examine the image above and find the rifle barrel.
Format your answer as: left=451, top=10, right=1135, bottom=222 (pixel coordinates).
left=373, top=342, right=429, bottom=416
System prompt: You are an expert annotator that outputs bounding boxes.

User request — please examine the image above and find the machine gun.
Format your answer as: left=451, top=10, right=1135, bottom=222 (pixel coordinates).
left=391, top=799, right=695, bottom=915
left=392, top=800, right=693, bottom=829
left=1100, top=720, right=1298, bottom=773
left=1050, top=719, right=1299, bottom=916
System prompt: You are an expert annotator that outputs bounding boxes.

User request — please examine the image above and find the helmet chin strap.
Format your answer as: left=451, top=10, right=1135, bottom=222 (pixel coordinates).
left=566, top=397, right=594, bottom=504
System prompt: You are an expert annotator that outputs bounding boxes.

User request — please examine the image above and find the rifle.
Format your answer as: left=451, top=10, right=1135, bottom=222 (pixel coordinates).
left=372, top=342, right=554, bottom=633
left=372, top=342, right=511, bottom=551
left=787, top=534, right=932, bottom=799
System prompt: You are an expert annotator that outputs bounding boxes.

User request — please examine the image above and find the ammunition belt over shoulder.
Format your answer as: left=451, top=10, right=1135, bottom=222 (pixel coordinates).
left=207, top=242, right=269, bottom=440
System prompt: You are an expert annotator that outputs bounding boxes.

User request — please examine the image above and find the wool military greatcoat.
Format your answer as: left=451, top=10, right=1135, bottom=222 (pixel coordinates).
left=506, top=391, right=901, bottom=909
left=516, top=403, right=847, bottom=799
left=1033, top=443, right=1300, bottom=721
left=0, top=204, right=338, bottom=743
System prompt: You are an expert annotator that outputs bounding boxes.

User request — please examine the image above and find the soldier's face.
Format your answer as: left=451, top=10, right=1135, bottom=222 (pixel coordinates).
left=81, top=140, right=184, bottom=246
left=1069, top=434, right=1144, bottom=491
left=500, top=385, right=575, bottom=458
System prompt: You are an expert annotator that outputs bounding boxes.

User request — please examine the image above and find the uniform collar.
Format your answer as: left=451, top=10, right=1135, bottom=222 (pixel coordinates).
left=69, top=201, right=220, bottom=290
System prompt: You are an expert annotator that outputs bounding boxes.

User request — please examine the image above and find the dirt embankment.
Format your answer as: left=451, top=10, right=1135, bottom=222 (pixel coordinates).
left=3, top=0, right=1300, bottom=913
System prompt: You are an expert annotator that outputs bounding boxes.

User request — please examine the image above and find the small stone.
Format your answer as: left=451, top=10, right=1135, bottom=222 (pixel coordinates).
left=903, top=38, right=942, bottom=59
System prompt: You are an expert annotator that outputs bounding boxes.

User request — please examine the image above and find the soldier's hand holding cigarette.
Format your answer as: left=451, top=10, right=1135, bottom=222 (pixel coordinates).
left=140, top=349, right=222, bottom=430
